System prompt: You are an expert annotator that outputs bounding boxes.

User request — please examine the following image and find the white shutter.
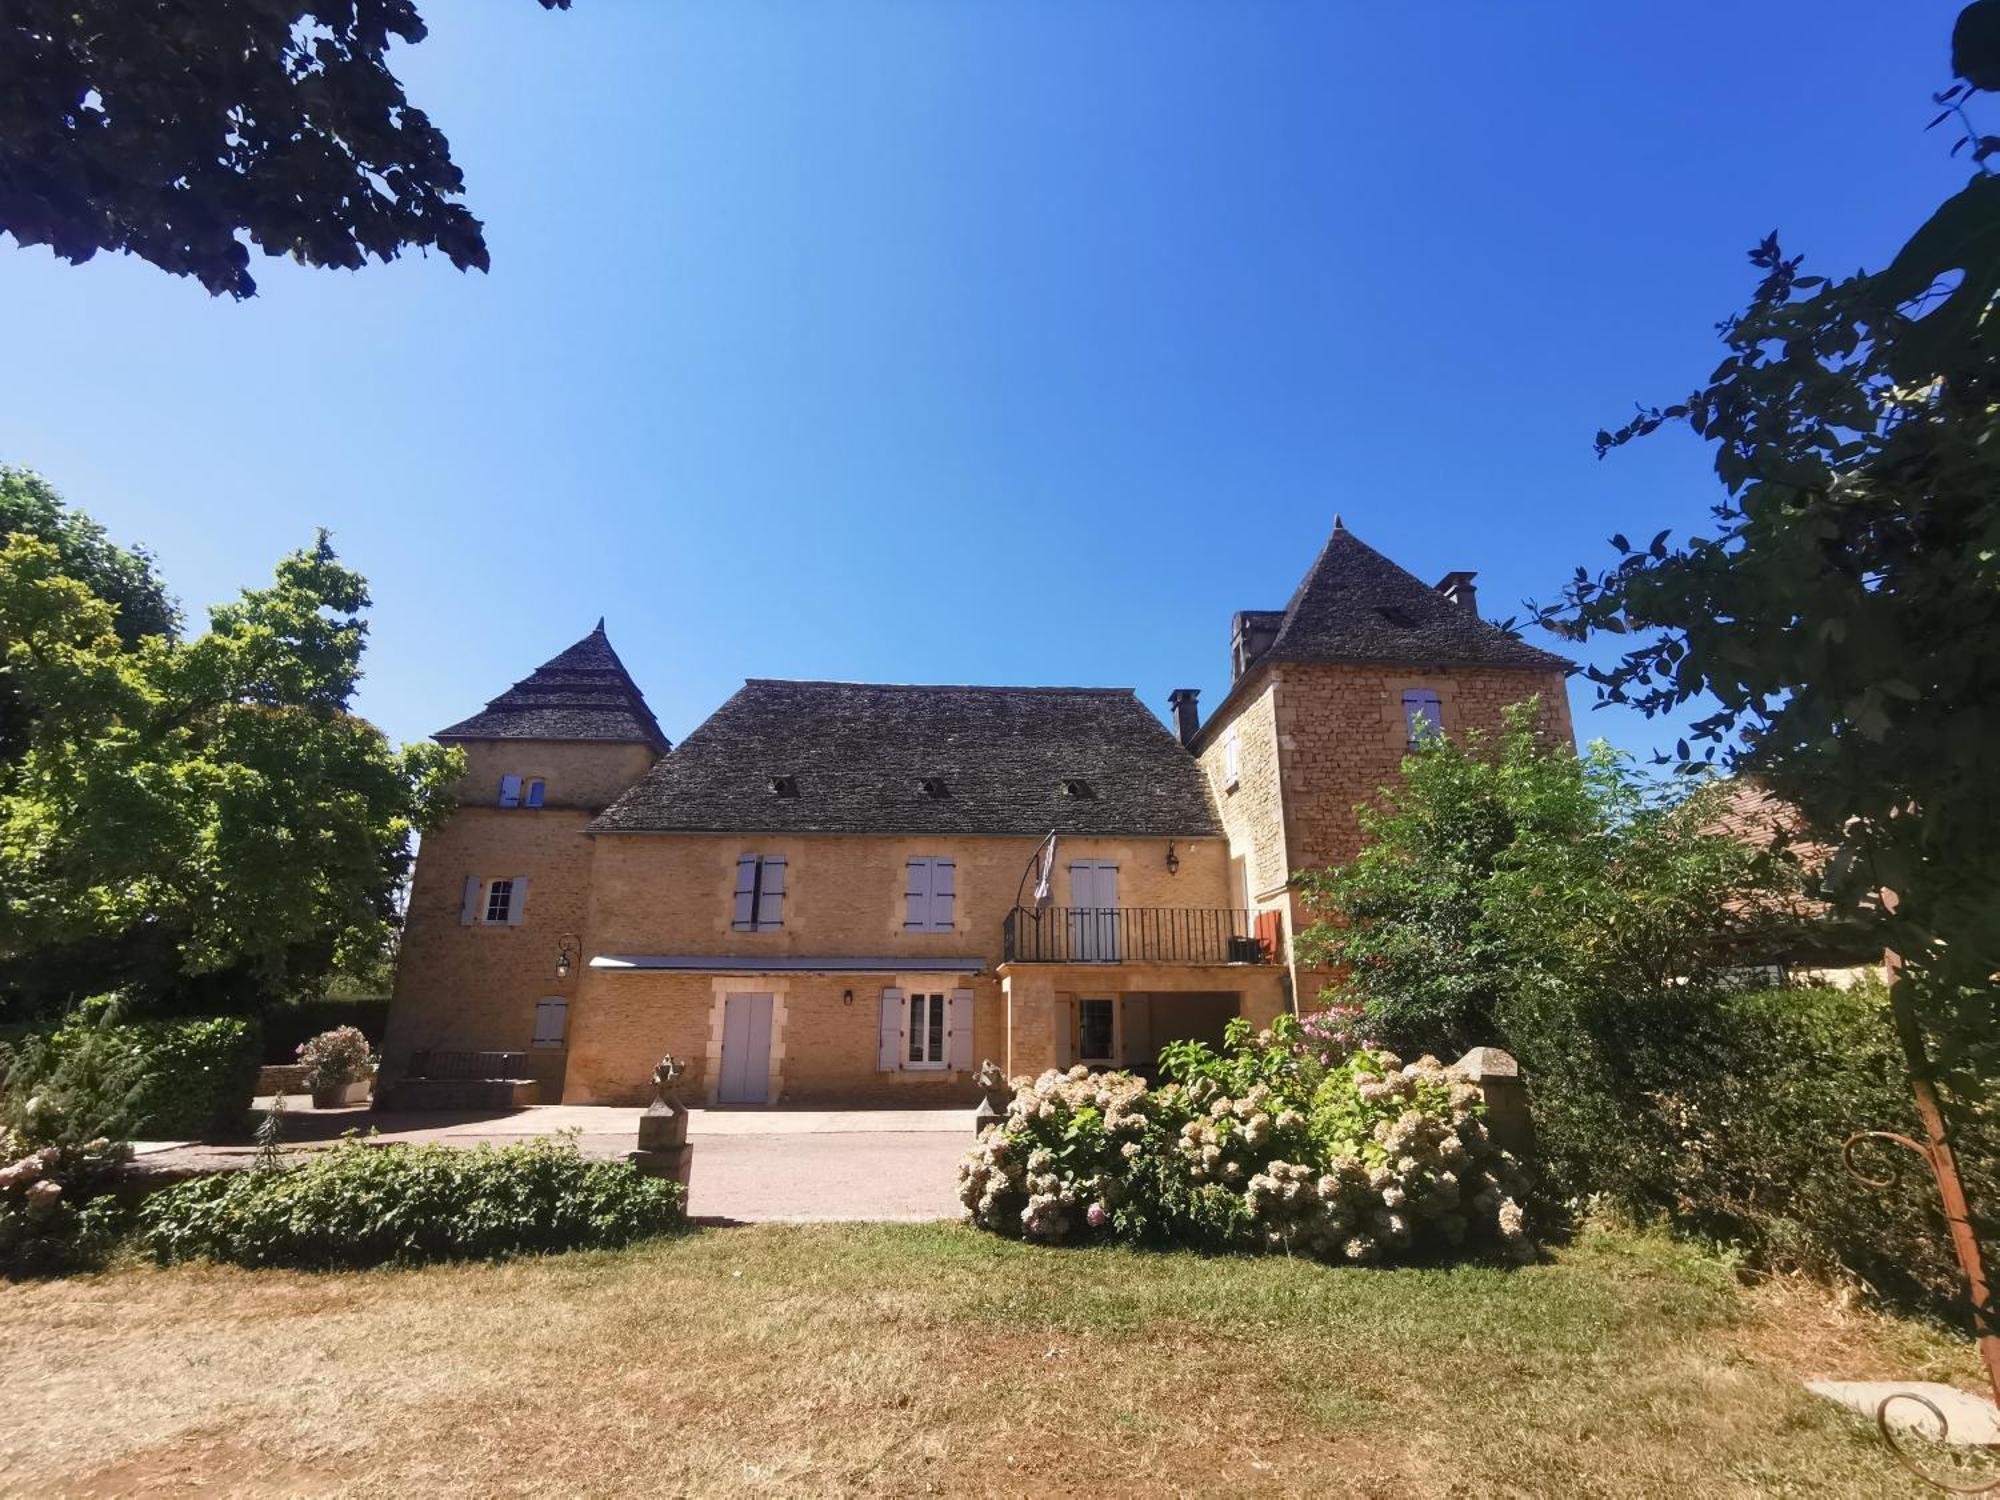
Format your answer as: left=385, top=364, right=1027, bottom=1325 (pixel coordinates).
left=507, top=875, right=529, bottom=926
left=947, top=988, right=974, bottom=1071
left=533, top=997, right=568, bottom=1046
left=461, top=875, right=482, bottom=925
left=932, top=860, right=956, bottom=931
left=757, top=856, right=786, bottom=929
left=878, top=988, right=905, bottom=1072
left=905, top=858, right=931, bottom=930
left=498, top=774, right=522, bottom=807
left=733, top=856, right=759, bottom=929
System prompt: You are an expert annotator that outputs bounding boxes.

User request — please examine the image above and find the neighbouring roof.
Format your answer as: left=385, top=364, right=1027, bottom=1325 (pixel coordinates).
left=592, top=679, right=1218, bottom=837
left=1192, top=520, right=1573, bottom=746
left=435, top=621, right=669, bottom=751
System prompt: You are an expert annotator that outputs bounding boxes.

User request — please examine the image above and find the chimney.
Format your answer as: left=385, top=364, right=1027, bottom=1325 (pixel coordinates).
left=1435, top=570, right=1479, bottom=617
left=1168, top=688, right=1201, bottom=747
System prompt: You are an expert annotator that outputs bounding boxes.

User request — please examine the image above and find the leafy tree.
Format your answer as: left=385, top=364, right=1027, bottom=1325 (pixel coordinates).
left=1293, top=701, right=1798, bottom=1059
left=1533, top=6, right=2000, bottom=1099
left=1, top=1, right=572, bottom=298
left=0, top=528, right=461, bottom=1014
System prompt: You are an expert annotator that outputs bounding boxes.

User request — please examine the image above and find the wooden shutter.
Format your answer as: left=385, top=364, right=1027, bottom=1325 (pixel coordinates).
left=931, top=860, right=956, bottom=930
left=498, top=774, right=521, bottom=807
left=757, top=856, right=785, bottom=929
left=533, top=997, right=567, bottom=1046
left=904, top=858, right=932, bottom=930
left=947, top=988, right=974, bottom=1071
left=733, top=855, right=759, bottom=929
left=877, top=988, right=904, bottom=1071
left=525, top=779, right=545, bottom=808
left=507, top=876, right=530, bottom=926
left=461, top=875, right=482, bottom=925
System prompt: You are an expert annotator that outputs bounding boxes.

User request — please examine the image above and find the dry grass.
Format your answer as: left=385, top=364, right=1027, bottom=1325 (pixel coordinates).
left=0, top=1223, right=1984, bottom=1498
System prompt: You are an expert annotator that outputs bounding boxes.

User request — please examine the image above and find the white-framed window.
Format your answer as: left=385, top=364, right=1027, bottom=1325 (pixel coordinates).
left=1403, top=689, right=1443, bottom=749
left=524, top=778, right=546, bottom=808
left=1222, top=729, right=1241, bottom=790
left=485, top=878, right=516, bottom=924
left=906, top=990, right=947, bottom=1068
left=461, top=874, right=529, bottom=927
left=498, top=773, right=522, bottom=807
left=904, top=857, right=957, bottom=932
left=532, top=996, right=568, bottom=1048
left=732, top=854, right=787, bottom=931
left=1077, top=997, right=1115, bottom=1064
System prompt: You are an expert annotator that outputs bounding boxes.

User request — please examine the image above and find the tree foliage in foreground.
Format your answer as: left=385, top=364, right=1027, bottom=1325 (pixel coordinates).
left=1533, top=5, right=2000, bottom=1095
left=0, top=525, right=461, bottom=1014
left=0, top=1, right=572, bottom=298
left=1292, top=701, right=1802, bottom=1059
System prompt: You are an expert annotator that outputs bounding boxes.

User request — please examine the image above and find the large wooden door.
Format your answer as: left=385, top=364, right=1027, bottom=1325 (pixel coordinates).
left=718, top=993, right=774, bottom=1105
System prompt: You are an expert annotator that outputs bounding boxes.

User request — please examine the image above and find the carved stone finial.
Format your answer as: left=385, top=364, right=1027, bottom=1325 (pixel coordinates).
left=651, top=1052, right=687, bottom=1106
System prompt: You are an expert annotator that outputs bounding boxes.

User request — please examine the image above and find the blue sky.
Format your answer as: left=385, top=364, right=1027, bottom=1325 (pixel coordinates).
left=0, top=1, right=1967, bottom=759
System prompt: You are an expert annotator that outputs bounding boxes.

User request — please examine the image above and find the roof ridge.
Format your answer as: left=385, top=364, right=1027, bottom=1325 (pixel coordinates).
left=741, top=678, right=1138, bottom=696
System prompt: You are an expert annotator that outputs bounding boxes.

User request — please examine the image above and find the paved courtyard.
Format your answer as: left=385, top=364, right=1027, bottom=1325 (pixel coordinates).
left=133, top=1102, right=975, bottom=1223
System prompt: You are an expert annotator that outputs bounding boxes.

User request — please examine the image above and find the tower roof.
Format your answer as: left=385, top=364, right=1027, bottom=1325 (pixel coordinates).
left=435, top=622, right=669, bottom=750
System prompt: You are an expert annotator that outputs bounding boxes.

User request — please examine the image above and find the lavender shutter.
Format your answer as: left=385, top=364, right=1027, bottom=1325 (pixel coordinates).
left=932, top=860, right=956, bottom=930
left=498, top=774, right=521, bottom=807
left=733, top=856, right=759, bottom=929
left=947, top=988, right=974, bottom=1071
left=507, top=876, right=529, bottom=926
left=757, top=856, right=786, bottom=929
left=460, top=875, right=482, bottom=925
left=878, top=988, right=905, bottom=1071
left=905, top=858, right=931, bottom=930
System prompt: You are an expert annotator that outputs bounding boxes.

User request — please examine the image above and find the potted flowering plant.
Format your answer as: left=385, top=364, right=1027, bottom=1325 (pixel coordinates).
left=297, top=1027, right=376, bottom=1108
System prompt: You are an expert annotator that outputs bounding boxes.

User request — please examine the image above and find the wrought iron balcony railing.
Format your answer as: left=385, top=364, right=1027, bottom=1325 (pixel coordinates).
left=1002, top=906, right=1276, bottom=965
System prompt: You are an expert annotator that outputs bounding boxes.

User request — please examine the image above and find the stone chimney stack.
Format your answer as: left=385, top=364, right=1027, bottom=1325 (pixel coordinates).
left=1167, top=688, right=1201, bottom=748
left=1435, top=570, right=1479, bottom=617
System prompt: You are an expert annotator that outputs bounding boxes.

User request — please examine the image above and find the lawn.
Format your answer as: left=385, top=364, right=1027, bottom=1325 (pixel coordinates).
left=0, top=1223, right=1982, bottom=1498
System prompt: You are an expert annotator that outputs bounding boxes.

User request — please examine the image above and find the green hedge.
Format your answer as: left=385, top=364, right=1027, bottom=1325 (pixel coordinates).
left=261, top=996, right=391, bottom=1063
left=1, top=1013, right=261, bottom=1144
left=140, top=1135, right=687, bottom=1269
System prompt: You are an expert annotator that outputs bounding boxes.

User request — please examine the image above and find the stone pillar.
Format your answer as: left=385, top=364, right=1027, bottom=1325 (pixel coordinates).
left=1453, top=1046, right=1533, bottom=1158
left=1003, top=971, right=1058, bottom=1080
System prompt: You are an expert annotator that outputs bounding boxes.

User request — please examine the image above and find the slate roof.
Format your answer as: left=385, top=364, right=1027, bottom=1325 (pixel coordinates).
left=1193, top=521, right=1572, bottom=746
left=592, top=680, right=1218, bottom=837
left=435, top=622, right=669, bottom=750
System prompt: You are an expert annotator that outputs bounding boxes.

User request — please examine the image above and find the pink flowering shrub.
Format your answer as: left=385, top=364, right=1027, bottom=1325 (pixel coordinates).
left=1295, top=1003, right=1372, bottom=1064
left=0, top=1126, right=130, bottom=1277
left=296, top=1026, right=375, bottom=1091
left=958, top=1017, right=1534, bottom=1265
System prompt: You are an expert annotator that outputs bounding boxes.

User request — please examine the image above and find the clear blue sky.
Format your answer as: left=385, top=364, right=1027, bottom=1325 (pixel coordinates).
left=0, top=1, right=1966, bottom=759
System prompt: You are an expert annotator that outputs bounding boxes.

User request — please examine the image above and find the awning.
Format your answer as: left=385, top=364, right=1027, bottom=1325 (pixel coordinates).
left=590, top=954, right=986, bottom=975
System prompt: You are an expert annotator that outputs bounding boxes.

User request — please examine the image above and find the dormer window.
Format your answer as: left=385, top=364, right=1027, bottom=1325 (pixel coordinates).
left=919, top=777, right=949, bottom=799
left=771, top=776, right=799, bottom=798
left=1376, top=605, right=1417, bottom=628
left=1061, top=778, right=1096, bottom=799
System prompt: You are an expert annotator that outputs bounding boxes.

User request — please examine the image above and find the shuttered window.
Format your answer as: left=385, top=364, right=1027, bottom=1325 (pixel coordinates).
left=498, top=774, right=522, bottom=807
left=532, top=997, right=568, bottom=1047
left=1222, top=730, right=1241, bottom=789
left=1403, top=689, right=1443, bottom=748
left=903, top=857, right=956, bottom=932
left=524, top=778, right=546, bottom=808
left=732, top=855, right=786, bottom=931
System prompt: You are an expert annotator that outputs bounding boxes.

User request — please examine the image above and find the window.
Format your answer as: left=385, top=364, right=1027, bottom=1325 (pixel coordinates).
left=498, top=774, right=522, bottom=807
left=1078, top=998, right=1115, bottom=1063
left=732, top=855, right=786, bottom=931
left=1061, top=778, right=1095, bottom=799
left=485, top=878, right=516, bottom=924
left=904, top=857, right=957, bottom=932
left=524, top=778, right=545, bottom=808
left=532, top=996, right=568, bottom=1048
left=1403, top=689, right=1443, bottom=749
left=907, top=991, right=947, bottom=1067
left=1222, top=729, right=1241, bottom=790
left=770, top=775, right=798, bottom=798
left=919, top=777, right=949, bottom=799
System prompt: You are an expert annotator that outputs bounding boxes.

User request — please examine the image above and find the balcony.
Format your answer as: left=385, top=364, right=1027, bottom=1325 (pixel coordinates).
left=1002, top=907, right=1279, bottom=966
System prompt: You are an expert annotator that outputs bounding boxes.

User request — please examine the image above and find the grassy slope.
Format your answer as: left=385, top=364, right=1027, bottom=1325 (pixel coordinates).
left=0, top=1224, right=1982, bottom=1498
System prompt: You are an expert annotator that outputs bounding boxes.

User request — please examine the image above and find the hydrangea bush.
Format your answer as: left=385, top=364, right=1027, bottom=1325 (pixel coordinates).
left=959, top=1015, right=1533, bottom=1266
left=0, top=1127, right=131, bottom=1277
left=296, top=1025, right=375, bottom=1091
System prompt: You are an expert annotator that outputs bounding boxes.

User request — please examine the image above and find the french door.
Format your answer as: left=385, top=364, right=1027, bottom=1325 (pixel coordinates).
left=1068, top=861, right=1120, bottom=962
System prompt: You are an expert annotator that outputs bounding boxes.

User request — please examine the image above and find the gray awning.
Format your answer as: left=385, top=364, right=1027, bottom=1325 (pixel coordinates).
left=590, top=954, right=986, bottom=975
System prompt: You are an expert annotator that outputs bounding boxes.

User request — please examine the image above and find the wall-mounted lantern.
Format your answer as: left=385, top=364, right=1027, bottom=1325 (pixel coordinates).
left=555, top=932, right=581, bottom=981
left=1165, top=841, right=1181, bottom=876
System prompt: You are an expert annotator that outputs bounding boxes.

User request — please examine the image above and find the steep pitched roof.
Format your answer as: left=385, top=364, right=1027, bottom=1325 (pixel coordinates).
left=1255, top=521, right=1573, bottom=674
left=592, top=679, right=1217, bottom=837
left=435, top=622, right=669, bottom=750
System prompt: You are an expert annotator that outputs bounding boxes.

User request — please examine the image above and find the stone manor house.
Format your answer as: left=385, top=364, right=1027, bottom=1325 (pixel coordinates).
left=382, top=522, right=1573, bottom=1107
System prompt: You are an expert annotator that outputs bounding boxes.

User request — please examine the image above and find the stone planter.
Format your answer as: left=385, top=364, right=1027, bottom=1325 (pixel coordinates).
left=310, top=1078, right=372, bottom=1109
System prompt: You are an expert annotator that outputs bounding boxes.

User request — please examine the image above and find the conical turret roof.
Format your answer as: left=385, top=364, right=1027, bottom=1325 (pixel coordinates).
left=435, top=622, right=668, bottom=750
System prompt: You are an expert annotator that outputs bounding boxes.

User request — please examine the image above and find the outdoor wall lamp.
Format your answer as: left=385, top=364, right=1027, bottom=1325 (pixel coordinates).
left=1166, top=841, right=1181, bottom=876
left=555, top=932, right=581, bottom=981
left=842, top=988, right=854, bottom=1007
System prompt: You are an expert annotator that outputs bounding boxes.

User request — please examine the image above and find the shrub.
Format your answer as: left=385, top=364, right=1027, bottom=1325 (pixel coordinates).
left=1, top=1007, right=261, bottom=1143
left=0, top=1128, right=131, bottom=1278
left=296, top=1026, right=374, bottom=1091
left=140, top=1133, right=687, bottom=1269
left=959, top=1017, right=1532, bottom=1265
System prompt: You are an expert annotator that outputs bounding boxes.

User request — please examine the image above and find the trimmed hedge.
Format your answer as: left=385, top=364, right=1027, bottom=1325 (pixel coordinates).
left=140, top=1135, right=687, bottom=1269
left=261, top=996, right=391, bottom=1063
left=1, top=1013, right=261, bottom=1143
